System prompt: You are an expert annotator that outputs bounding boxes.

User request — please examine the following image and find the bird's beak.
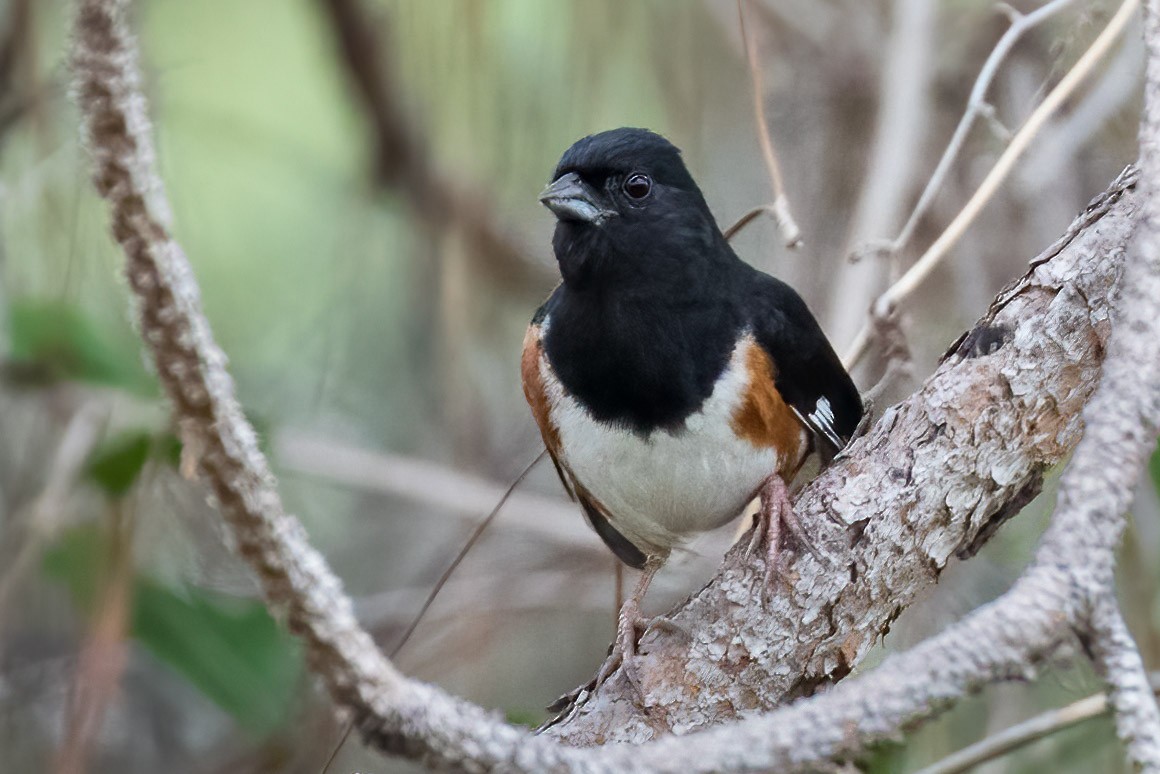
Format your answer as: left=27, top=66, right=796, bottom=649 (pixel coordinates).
left=539, top=172, right=613, bottom=224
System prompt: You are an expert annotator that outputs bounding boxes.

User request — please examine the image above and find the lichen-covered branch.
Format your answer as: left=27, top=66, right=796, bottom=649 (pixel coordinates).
left=1087, top=602, right=1160, bottom=770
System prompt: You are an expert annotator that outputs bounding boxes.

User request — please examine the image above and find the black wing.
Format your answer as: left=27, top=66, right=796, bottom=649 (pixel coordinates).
left=745, top=270, right=863, bottom=457
left=574, top=484, right=647, bottom=569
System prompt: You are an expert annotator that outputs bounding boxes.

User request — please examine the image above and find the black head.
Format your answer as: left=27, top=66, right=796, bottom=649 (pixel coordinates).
left=540, top=128, right=727, bottom=291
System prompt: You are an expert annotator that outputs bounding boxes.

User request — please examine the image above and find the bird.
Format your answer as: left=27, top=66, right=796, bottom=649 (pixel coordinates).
left=521, top=127, right=862, bottom=688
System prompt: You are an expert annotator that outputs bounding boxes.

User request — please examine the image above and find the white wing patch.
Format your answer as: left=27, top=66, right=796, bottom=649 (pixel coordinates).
left=806, top=396, right=843, bottom=450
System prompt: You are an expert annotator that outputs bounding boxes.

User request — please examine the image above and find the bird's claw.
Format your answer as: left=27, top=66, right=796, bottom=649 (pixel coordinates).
left=749, top=474, right=826, bottom=591
left=595, top=599, right=645, bottom=693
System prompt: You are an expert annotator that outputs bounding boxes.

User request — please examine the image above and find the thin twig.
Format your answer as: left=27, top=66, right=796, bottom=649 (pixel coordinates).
left=914, top=694, right=1108, bottom=774
left=879, top=0, right=1079, bottom=261
left=320, top=451, right=544, bottom=771
left=723, top=203, right=773, bottom=241
left=1019, top=11, right=1144, bottom=191
left=843, top=0, right=1139, bottom=370
left=736, top=0, right=802, bottom=247
left=54, top=500, right=135, bottom=774
left=390, top=450, right=545, bottom=658
left=916, top=673, right=1160, bottom=774
left=274, top=431, right=592, bottom=546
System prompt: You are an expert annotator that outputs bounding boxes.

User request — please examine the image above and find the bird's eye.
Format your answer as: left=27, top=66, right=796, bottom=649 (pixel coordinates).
left=622, top=173, right=652, bottom=200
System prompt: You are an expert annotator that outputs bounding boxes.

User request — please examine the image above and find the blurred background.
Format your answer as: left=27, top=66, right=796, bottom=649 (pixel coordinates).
left=0, top=0, right=1154, bottom=771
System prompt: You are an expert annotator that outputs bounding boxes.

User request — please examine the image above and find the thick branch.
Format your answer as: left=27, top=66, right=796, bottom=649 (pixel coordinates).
left=546, top=167, right=1139, bottom=744
left=1088, top=602, right=1160, bottom=769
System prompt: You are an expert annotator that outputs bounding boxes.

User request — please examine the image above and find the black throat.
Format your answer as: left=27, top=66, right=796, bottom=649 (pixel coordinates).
left=541, top=265, right=744, bottom=435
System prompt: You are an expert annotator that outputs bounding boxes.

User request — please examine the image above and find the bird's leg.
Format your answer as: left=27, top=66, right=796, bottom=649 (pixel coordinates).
left=595, top=555, right=664, bottom=694
left=748, top=473, right=816, bottom=585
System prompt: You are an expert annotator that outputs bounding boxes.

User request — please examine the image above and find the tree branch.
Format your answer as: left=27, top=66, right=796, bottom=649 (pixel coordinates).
left=914, top=692, right=1113, bottom=774
left=842, top=0, right=1140, bottom=370
left=733, top=0, right=802, bottom=247
left=273, top=431, right=594, bottom=547
left=884, top=0, right=1079, bottom=261
left=316, top=0, right=554, bottom=293
left=1087, top=602, right=1160, bottom=770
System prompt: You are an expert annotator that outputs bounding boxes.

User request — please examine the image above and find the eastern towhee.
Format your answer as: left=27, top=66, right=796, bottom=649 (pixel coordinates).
left=522, top=128, right=862, bottom=686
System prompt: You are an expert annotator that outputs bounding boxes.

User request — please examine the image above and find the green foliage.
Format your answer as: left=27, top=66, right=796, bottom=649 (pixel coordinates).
left=155, top=431, right=185, bottom=469
left=84, top=431, right=190, bottom=498
left=6, top=300, right=154, bottom=394
left=857, top=740, right=908, bottom=774
left=43, top=523, right=110, bottom=612
left=130, top=577, right=303, bottom=736
left=85, top=432, right=154, bottom=497
left=503, top=708, right=544, bottom=728
left=43, top=525, right=303, bottom=736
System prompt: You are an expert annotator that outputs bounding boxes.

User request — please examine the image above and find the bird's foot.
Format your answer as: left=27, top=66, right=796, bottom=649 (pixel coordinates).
left=748, top=474, right=820, bottom=588
left=595, top=595, right=646, bottom=695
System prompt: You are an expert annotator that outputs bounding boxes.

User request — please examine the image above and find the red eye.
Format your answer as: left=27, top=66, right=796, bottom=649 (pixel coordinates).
left=623, top=173, right=652, bottom=200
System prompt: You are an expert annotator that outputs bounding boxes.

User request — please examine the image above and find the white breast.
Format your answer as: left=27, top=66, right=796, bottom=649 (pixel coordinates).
left=540, top=329, right=784, bottom=557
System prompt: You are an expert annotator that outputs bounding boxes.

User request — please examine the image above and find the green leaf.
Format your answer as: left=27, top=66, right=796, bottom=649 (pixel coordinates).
left=858, top=740, right=908, bottom=774
left=44, top=525, right=302, bottom=735
left=503, top=708, right=543, bottom=728
left=131, top=578, right=302, bottom=735
left=155, top=432, right=184, bottom=469
left=7, top=300, right=154, bottom=394
left=85, top=432, right=153, bottom=497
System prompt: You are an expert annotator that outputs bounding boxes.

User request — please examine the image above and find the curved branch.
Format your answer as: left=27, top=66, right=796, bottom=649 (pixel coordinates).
left=70, top=2, right=554, bottom=771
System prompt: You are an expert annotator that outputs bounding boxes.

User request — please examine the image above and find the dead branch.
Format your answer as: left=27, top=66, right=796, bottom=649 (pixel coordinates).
left=734, top=0, right=802, bottom=247
left=886, top=0, right=1079, bottom=261
left=914, top=693, right=1113, bottom=774
left=316, top=0, right=554, bottom=293
left=843, top=0, right=1140, bottom=370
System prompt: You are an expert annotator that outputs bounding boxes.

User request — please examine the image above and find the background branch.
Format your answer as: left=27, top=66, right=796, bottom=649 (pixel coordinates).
left=317, top=0, right=553, bottom=293
left=883, top=0, right=1079, bottom=261
left=735, top=0, right=802, bottom=247
left=915, top=692, right=1117, bottom=774
left=843, top=0, right=1140, bottom=370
